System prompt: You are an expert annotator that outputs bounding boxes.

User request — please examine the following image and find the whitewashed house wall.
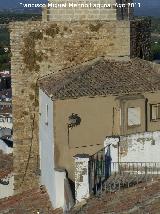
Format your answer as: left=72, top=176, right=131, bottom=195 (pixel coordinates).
left=39, top=89, right=56, bottom=207
left=0, top=116, right=12, bottom=129
left=0, top=174, right=14, bottom=199
left=0, top=139, right=13, bottom=154
left=39, top=89, right=74, bottom=210
left=104, top=131, right=160, bottom=163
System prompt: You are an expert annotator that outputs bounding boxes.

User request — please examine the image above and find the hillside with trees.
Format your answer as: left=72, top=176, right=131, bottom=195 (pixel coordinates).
left=0, top=12, right=41, bottom=70
left=0, top=12, right=41, bottom=24
left=0, top=14, right=160, bottom=71
left=151, top=18, right=160, bottom=60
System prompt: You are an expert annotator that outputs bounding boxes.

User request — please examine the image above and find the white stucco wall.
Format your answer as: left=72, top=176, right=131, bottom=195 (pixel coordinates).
left=104, top=131, right=160, bottom=163
left=104, top=137, right=120, bottom=173
left=55, top=170, right=66, bottom=208
left=39, top=89, right=71, bottom=210
left=74, top=155, right=90, bottom=203
left=39, top=89, right=56, bottom=207
left=120, top=131, right=160, bottom=163
left=0, top=139, right=13, bottom=154
left=0, top=116, right=12, bottom=129
left=0, top=174, right=14, bottom=199
left=0, top=128, right=11, bottom=138
left=104, top=137, right=119, bottom=163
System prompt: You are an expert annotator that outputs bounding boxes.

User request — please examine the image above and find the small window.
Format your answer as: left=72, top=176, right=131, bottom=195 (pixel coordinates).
left=128, top=107, right=141, bottom=126
left=45, top=104, right=48, bottom=125
left=151, top=104, right=160, bottom=121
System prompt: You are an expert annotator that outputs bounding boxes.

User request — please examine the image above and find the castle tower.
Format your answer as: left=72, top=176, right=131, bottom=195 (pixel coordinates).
left=10, top=0, right=151, bottom=194
left=43, top=0, right=134, bottom=21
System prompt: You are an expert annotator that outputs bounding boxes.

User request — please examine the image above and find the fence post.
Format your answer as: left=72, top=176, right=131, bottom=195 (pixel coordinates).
left=73, top=154, right=90, bottom=204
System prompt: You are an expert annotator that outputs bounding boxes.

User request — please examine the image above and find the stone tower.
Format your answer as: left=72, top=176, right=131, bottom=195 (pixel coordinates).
left=10, top=0, right=151, bottom=194
left=43, top=0, right=134, bottom=21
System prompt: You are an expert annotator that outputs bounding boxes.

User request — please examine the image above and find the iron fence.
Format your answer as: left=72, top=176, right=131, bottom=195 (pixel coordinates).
left=89, top=146, right=160, bottom=195
left=89, top=144, right=111, bottom=194
left=113, top=162, right=160, bottom=175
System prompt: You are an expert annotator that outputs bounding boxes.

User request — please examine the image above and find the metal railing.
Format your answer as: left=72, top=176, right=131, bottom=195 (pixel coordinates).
left=88, top=146, right=160, bottom=195
left=105, top=162, right=160, bottom=192
left=89, top=145, right=111, bottom=194
left=112, top=162, right=160, bottom=175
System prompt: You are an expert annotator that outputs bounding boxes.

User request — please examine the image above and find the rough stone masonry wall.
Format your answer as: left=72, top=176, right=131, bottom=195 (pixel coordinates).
left=10, top=20, right=131, bottom=193
left=130, top=18, right=151, bottom=60
left=43, top=0, right=133, bottom=22
left=44, top=0, right=117, bottom=21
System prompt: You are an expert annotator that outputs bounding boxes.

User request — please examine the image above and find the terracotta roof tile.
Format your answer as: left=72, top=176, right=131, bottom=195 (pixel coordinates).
left=71, top=179, right=160, bottom=214
left=0, top=186, right=63, bottom=214
left=39, top=58, right=160, bottom=100
left=0, top=150, right=13, bottom=179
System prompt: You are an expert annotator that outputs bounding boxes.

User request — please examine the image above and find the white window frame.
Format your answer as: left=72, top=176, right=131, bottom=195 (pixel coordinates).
left=127, top=107, right=141, bottom=127
left=151, top=104, right=160, bottom=121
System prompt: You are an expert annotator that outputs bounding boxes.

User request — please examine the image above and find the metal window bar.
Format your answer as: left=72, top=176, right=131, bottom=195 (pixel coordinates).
left=89, top=147, right=160, bottom=195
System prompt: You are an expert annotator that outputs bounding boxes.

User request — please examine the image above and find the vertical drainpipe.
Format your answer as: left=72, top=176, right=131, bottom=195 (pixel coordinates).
left=117, top=136, right=121, bottom=174
left=145, top=98, right=148, bottom=132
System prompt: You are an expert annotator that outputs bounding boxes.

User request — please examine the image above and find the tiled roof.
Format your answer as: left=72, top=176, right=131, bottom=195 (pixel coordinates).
left=71, top=179, right=160, bottom=214
left=39, top=58, right=160, bottom=100
left=0, top=150, right=13, bottom=179
left=0, top=152, right=62, bottom=214
left=0, top=186, right=63, bottom=214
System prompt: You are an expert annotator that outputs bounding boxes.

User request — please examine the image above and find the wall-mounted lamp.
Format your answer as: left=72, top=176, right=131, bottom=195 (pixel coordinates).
left=67, top=113, right=81, bottom=148
left=68, top=113, right=81, bottom=128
